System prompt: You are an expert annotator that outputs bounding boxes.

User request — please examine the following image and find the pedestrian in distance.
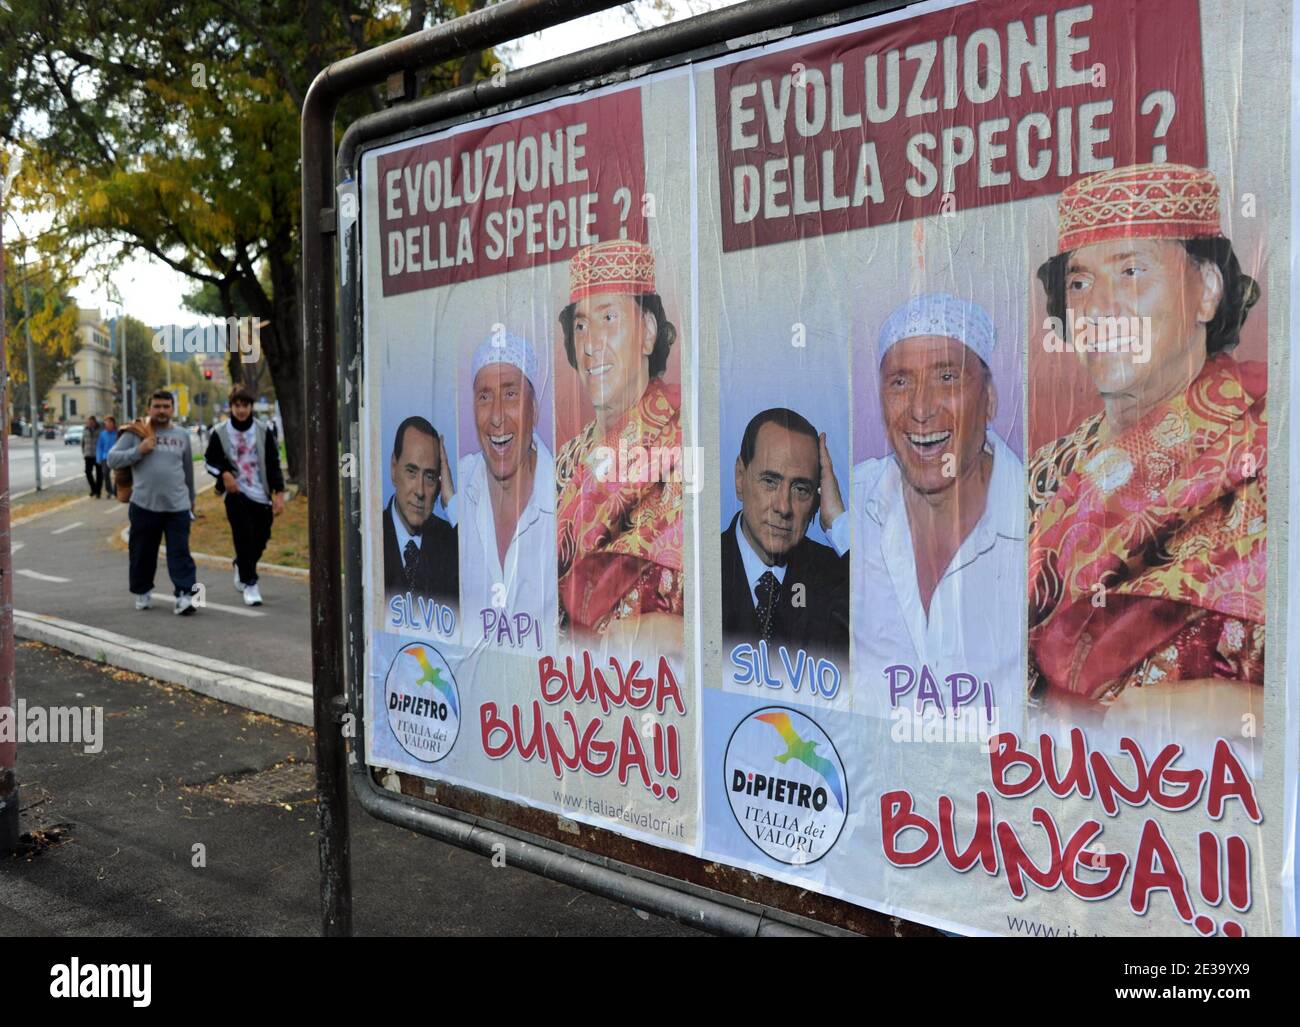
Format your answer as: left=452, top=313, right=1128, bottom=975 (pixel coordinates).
left=204, top=385, right=287, bottom=607
left=96, top=415, right=118, bottom=500
left=81, top=415, right=102, bottom=497
left=107, top=390, right=201, bottom=614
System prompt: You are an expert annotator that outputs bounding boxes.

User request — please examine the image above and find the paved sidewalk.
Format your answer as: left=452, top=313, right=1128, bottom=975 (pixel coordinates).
left=0, top=642, right=700, bottom=937
left=9, top=490, right=310, bottom=681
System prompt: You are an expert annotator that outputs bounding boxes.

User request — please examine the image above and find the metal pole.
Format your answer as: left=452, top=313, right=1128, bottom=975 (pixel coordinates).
left=337, top=0, right=891, bottom=169
left=351, top=769, right=824, bottom=936
left=0, top=193, right=18, bottom=855
left=113, top=308, right=127, bottom=421
left=119, top=311, right=128, bottom=422
left=21, top=271, right=39, bottom=491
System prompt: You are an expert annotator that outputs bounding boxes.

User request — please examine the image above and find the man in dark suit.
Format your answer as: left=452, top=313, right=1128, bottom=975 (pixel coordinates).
left=722, top=408, right=848, bottom=659
left=383, top=416, right=459, bottom=606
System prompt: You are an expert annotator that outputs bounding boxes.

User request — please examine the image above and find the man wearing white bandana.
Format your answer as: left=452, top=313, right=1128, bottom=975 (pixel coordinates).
left=444, top=331, right=557, bottom=649
left=821, top=293, right=1025, bottom=721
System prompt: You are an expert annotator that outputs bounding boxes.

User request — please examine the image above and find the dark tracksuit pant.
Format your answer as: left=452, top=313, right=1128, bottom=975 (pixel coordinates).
left=84, top=456, right=102, bottom=496
left=226, top=492, right=273, bottom=585
left=128, top=504, right=197, bottom=596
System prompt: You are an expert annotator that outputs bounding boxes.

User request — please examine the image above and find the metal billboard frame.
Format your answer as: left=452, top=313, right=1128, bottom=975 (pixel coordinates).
left=305, top=0, right=931, bottom=938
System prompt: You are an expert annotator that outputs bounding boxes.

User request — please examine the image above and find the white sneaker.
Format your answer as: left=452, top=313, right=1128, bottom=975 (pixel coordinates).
left=243, top=583, right=263, bottom=606
left=174, top=589, right=198, bottom=616
left=233, top=560, right=245, bottom=593
left=134, top=592, right=152, bottom=611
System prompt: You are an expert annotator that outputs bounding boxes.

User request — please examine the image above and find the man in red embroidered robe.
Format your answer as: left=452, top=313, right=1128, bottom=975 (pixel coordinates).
left=555, top=240, right=684, bottom=651
left=1029, top=163, right=1265, bottom=725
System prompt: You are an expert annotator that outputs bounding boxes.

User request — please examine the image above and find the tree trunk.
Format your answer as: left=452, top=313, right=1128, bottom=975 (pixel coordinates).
left=265, top=243, right=305, bottom=487
left=219, top=279, right=244, bottom=387
left=262, top=319, right=304, bottom=486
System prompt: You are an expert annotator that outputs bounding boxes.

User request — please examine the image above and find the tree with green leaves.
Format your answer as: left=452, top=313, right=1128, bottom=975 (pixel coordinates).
left=2, top=258, right=78, bottom=426
left=1, top=0, right=496, bottom=485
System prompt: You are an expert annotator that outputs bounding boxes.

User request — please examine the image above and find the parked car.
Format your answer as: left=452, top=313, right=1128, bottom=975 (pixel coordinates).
left=64, top=425, right=84, bottom=446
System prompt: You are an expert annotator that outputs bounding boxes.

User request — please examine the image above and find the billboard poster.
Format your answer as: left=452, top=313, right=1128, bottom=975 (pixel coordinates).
left=356, top=0, right=1298, bottom=934
left=358, top=75, right=701, bottom=851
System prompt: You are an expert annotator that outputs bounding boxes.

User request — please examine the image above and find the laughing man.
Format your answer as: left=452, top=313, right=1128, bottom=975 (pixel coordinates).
left=442, top=331, right=557, bottom=646
left=823, top=293, right=1025, bottom=718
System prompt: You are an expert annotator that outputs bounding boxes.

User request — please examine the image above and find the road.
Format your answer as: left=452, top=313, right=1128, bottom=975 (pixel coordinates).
left=4, top=434, right=90, bottom=496
left=10, top=487, right=311, bottom=681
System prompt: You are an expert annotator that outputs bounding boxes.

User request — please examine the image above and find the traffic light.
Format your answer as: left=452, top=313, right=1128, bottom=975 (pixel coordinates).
left=203, top=368, right=213, bottom=380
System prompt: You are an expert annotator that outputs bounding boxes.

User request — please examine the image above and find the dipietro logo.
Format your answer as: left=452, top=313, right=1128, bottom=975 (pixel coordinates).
left=724, top=706, right=848, bottom=866
left=384, top=642, right=461, bottom=763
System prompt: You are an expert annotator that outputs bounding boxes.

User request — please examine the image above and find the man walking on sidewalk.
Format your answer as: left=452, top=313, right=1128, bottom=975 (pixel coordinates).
left=203, top=385, right=287, bottom=606
left=96, top=415, right=118, bottom=500
left=107, top=390, right=201, bottom=615
left=81, top=415, right=102, bottom=497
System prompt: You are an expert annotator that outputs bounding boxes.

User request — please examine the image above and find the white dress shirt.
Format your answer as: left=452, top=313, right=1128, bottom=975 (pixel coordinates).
left=447, top=433, right=557, bottom=650
left=827, top=429, right=1026, bottom=724
left=734, top=516, right=787, bottom=608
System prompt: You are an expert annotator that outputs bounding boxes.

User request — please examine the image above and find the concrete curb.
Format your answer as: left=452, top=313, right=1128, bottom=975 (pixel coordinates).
left=194, top=549, right=311, bottom=579
left=14, top=609, right=313, bottom=727
left=11, top=472, right=90, bottom=502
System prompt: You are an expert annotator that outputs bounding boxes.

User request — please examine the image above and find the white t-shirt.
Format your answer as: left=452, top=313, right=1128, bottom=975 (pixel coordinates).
left=227, top=421, right=269, bottom=505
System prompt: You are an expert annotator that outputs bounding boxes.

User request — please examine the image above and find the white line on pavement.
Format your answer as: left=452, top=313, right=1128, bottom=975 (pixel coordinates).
left=50, top=521, right=83, bottom=535
left=17, top=569, right=71, bottom=582
left=11, top=542, right=24, bottom=553
left=200, top=599, right=266, bottom=618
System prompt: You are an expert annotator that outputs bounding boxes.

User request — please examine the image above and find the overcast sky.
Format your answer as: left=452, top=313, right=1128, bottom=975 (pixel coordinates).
left=35, top=1, right=736, bottom=327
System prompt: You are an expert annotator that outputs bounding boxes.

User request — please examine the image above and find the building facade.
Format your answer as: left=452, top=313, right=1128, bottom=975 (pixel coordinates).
left=46, top=308, right=116, bottom=423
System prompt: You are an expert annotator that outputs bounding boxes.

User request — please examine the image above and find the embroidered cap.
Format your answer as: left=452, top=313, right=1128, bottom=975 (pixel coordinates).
left=569, top=240, right=656, bottom=302
left=1056, top=162, right=1221, bottom=253
left=471, top=330, right=538, bottom=390
left=878, top=292, right=995, bottom=366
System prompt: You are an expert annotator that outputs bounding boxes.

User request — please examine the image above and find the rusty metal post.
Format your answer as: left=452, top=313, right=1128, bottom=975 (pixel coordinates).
left=0, top=189, right=18, bottom=855
left=302, top=77, right=353, bottom=939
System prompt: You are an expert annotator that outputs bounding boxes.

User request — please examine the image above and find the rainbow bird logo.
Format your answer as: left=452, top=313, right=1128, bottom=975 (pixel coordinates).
left=755, top=712, right=844, bottom=811
left=406, top=646, right=459, bottom=720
